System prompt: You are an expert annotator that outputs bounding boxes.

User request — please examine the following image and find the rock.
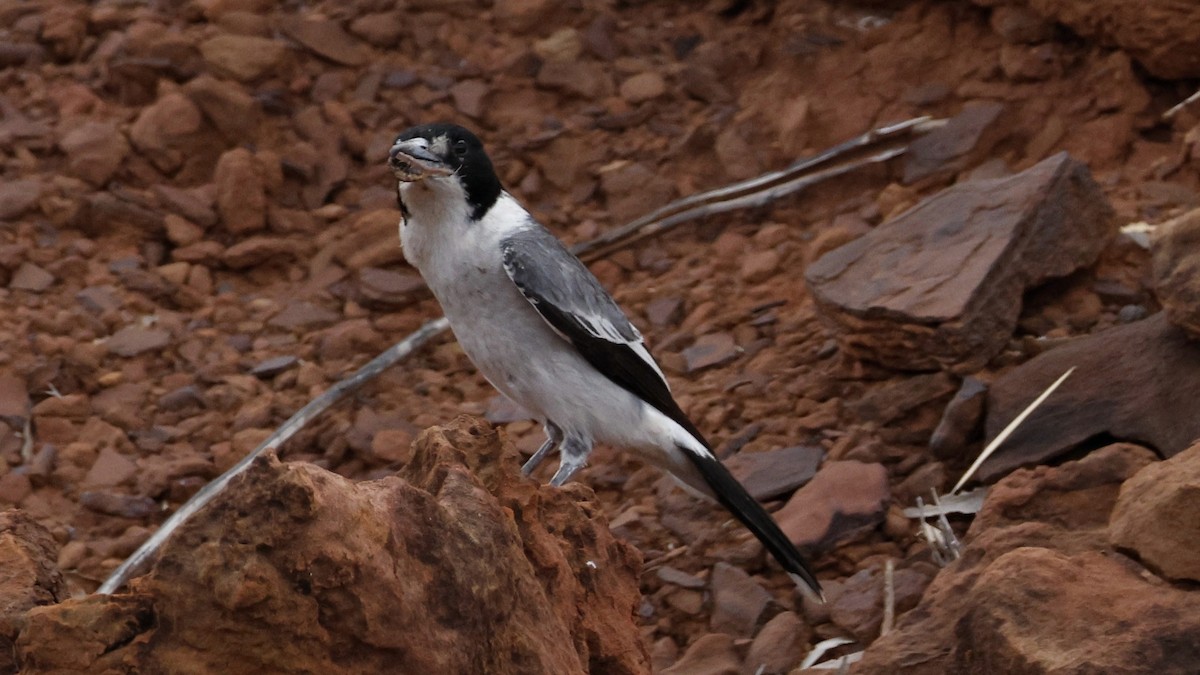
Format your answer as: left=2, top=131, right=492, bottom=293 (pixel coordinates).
left=1109, top=441, right=1200, bottom=582
left=533, top=28, right=583, bottom=62
left=0, top=375, right=30, bottom=425
left=57, top=121, right=130, bottom=186
left=184, top=74, right=262, bottom=143
left=959, top=549, right=1200, bottom=672
left=158, top=385, right=205, bottom=411
left=827, top=566, right=883, bottom=642
left=76, top=286, right=122, bottom=314
left=76, top=193, right=164, bottom=241
left=895, top=462, right=947, bottom=504
left=369, top=427, right=415, bottom=464
left=680, top=64, right=732, bottom=104
left=725, top=445, right=823, bottom=501
left=18, top=417, right=650, bottom=674
left=850, top=371, right=958, bottom=426
left=656, top=565, right=705, bottom=589
left=928, top=376, right=987, bottom=458
left=348, top=11, right=404, bottom=47
left=903, top=102, right=1006, bottom=183
left=856, top=443, right=1160, bottom=674
left=0, top=511, right=66, bottom=674
left=79, top=491, right=157, bottom=519
left=105, top=325, right=171, bottom=357
left=0, top=473, right=31, bottom=506
left=129, top=92, right=204, bottom=172
left=660, top=633, right=739, bottom=675
left=1019, top=0, right=1200, bottom=79
left=715, top=127, right=761, bottom=181
left=250, top=355, right=298, bottom=379
left=536, top=60, right=612, bottom=99
left=0, top=179, right=42, bottom=220
left=32, top=394, right=90, bottom=420
left=268, top=301, right=340, bottom=330
left=619, top=72, right=667, bottom=104
left=806, top=153, right=1116, bottom=372
left=279, top=16, right=369, bottom=66
left=222, top=236, right=305, bottom=269
left=214, top=147, right=266, bottom=234
left=163, top=214, right=205, bottom=246
left=742, top=611, right=808, bottom=675
left=325, top=209, right=406, bottom=271
left=199, top=34, right=287, bottom=82
left=9, top=262, right=55, bottom=292
left=358, top=268, right=427, bottom=305
left=450, top=80, right=490, bottom=119
left=153, top=184, right=218, bottom=228
left=776, top=460, right=889, bottom=550
left=597, top=161, right=676, bottom=224
left=683, top=333, right=739, bottom=373
left=989, top=5, right=1056, bottom=44
left=709, top=562, right=773, bottom=638
left=645, top=296, right=684, bottom=328
left=82, top=448, right=138, bottom=488
left=1151, top=207, right=1200, bottom=338
left=738, top=250, right=781, bottom=284
left=980, top=313, right=1200, bottom=482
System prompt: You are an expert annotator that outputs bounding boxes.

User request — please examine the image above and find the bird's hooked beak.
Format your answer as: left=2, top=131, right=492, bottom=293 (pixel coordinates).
left=389, top=138, right=454, bottom=182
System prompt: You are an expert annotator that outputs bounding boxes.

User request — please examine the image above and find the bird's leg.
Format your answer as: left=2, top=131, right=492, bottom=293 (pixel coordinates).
left=522, top=421, right=563, bottom=476
left=549, top=435, right=592, bottom=487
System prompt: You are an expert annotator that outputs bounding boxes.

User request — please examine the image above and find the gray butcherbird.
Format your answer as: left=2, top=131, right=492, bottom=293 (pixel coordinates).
left=388, top=123, right=822, bottom=600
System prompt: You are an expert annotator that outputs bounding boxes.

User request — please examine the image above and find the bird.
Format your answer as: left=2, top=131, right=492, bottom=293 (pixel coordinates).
left=388, top=122, right=822, bottom=600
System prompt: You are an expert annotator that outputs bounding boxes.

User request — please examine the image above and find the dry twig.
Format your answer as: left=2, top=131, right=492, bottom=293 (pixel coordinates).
left=1163, top=88, right=1200, bottom=120
left=99, top=318, right=450, bottom=594
left=100, top=116, right=941, bottom=594
left=950, top=366, right=1076, bottom=494
left=881, top=558, right=895, bottom=636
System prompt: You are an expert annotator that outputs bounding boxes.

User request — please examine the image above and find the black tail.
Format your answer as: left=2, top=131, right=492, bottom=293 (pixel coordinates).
left=679, top=442, right=824, bottom=600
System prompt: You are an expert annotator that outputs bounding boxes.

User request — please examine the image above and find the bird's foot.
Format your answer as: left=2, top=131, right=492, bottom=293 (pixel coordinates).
left=522, top=423, right=563, bottom=477
left=549, top=458, right=586, bottom=487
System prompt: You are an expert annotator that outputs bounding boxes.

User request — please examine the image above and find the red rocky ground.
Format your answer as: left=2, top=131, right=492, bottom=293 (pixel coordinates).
left=1, top=0, right=1199, bottom=672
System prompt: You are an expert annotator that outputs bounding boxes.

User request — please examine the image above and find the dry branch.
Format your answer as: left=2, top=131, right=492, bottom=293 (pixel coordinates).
left=98, top=318, right=450, bottom=594
left=100, top=116, right=941, bottom=594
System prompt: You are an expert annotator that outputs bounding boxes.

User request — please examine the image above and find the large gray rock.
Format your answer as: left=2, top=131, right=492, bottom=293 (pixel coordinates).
left=806, top=153, right=1115, bottom=372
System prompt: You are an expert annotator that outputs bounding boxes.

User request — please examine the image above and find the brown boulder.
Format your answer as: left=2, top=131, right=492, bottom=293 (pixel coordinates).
left=1109, top=440, right=1200, bottom=583
left=856, top=443, right=1175, bottom=674
left=18, top=417, right=649, bottom=674
left=806, top=153, right=1115, bottom=372
left=954, top=548, right=1200, bottom=673
left=0, top=511, right=66, bottom=674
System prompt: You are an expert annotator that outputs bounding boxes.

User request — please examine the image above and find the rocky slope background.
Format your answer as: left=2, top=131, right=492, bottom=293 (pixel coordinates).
left=1, top=0, right=1199, bottom=673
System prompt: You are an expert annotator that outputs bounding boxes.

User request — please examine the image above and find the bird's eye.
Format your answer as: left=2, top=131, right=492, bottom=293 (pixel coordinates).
left=453, top=139, right=468, bottom=158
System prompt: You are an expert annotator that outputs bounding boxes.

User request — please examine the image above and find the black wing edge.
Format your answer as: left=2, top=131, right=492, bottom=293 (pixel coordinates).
left=533, top=304, right=824, bottom=599
left=685, top=448, right=823, bottom=600
left=531, top=301, right=706, bottom=442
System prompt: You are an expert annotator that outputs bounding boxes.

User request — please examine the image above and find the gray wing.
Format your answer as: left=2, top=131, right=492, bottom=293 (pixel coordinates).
left=500, top=225, right=673, bottom=397
left=502, top=226, right=821, bottom=597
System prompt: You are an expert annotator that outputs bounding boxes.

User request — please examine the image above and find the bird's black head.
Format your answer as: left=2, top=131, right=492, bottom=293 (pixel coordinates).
left=389, top=123, right=502, bottom=220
